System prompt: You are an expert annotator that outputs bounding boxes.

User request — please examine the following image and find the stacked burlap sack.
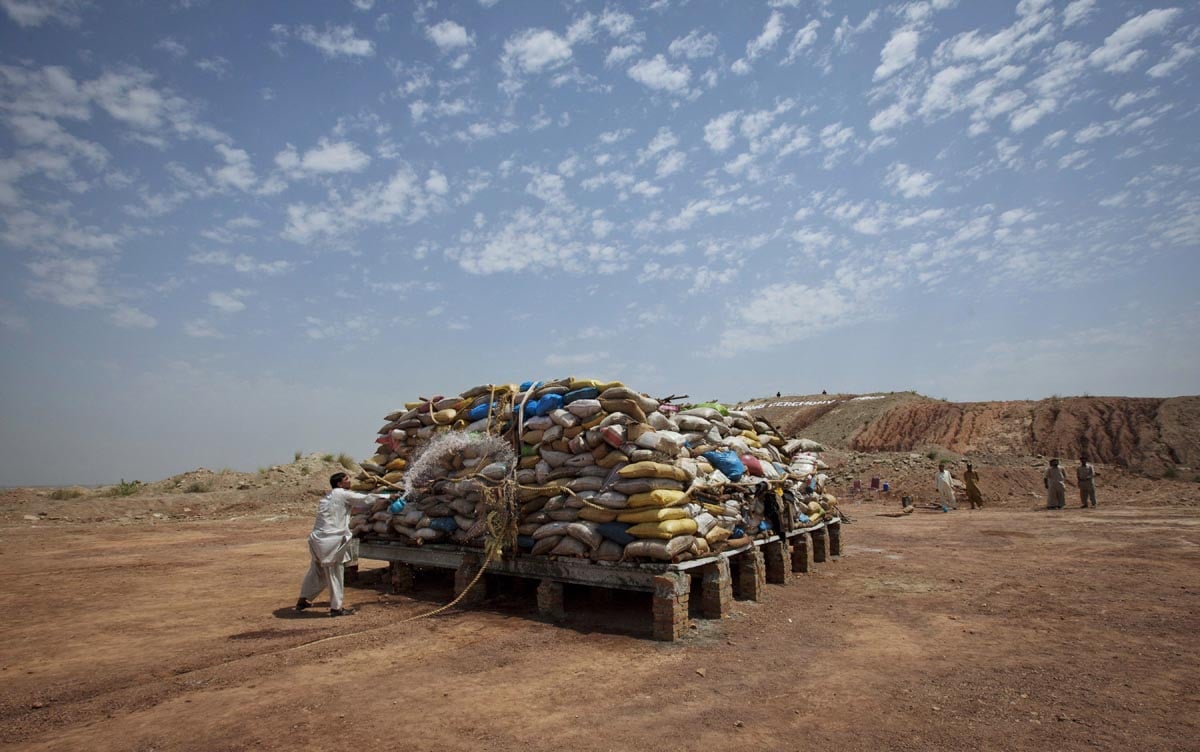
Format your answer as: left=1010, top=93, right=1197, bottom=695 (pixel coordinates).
left=349, top=378, right=832, bottom=564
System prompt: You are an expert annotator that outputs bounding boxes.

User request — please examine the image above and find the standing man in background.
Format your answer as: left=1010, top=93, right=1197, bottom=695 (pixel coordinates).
left=963, top=462, right=984, bottom=509
left=935, top=462, right=957, bottom=513
left=1077, top=456, right=1097, bottom=508
left=1044, top=459, right=1067, bottom=510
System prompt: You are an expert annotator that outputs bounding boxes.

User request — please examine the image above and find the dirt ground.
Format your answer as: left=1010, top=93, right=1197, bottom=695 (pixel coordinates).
left=2, top=462, right=1199, bottom=752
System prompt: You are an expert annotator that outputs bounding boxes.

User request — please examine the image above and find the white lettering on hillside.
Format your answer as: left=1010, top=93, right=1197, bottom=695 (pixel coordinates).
left=742, top=394, right=887, bottom=410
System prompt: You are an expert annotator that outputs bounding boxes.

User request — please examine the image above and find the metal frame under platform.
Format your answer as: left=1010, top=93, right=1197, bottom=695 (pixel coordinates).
left=357, top=518, right=841, bottom=641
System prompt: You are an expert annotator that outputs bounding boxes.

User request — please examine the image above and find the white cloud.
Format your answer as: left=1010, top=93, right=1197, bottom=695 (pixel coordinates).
left=501, top=28, right=573, bottom=76
left=295, top=25, right=375, bottom=58
left=732, top=11, right=785, bottom=74
left=207, top=290, right=249, bottom=314
left=870, top=101, right=910, bottom=132
left=283, top=164, right=440, bottom=244
left=276, top=139, right=371, bottom=176
left=819, top=122, right=854, bottom=150
left=110, top=305, right=156, bottom=329
left=1147, top=43, right=1197, bottom=79
left=155, top=38, right=187, bottom=59
left=874, top=28, right=920, bottom=81
left=1088, top=8, right=1181, bottom=72
left=188, top=250, right=292, bottom=276
left=195, top=56, right=231, bottom=78
left=1009, top=98, right=1056, bottom=132
left=886, top=162, right=939, bottom=198
left=0, top=0, right=87, bottom=27
left=783, top=20, right=821, bottom=64
left=426, top=20, right=473, bottom=52
left=605, top=44, right=640, bottom=67
left=26, top=255, right=107, bottom=308
left=209, top=144, right=259, bottom=192
left=627, top=55, right=691, bottom=95
left=656, top=150, right=687, bottom=178
left=704, top=111, right=741, bottom=152
left=669, top=29, right=718, bottom=59
left=183, top=319, right=221, bottom=338
left=1062, top=0, right=1097, bottom=28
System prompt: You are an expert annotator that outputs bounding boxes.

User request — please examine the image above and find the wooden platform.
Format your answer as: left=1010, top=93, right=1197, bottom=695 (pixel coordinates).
left=357, top=518, right=842, bottom=641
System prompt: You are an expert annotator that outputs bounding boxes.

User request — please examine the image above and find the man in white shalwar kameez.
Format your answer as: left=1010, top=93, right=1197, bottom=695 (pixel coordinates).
left=296, top=472, right=382, bottom=616
left=935, top=463, right=957, bottom=513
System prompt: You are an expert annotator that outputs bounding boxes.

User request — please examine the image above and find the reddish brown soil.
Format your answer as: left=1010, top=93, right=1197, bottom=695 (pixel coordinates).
left=744, top=394, right=1200, bottom=477
left=2, top=459, right=1198, bottom=751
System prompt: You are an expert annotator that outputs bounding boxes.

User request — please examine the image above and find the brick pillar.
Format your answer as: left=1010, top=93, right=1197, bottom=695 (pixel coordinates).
left=389, top=562, right=415, bottom=593
left=734, top=549, right=766, bottom=602
left=811, top=528, right=828, bottom=563
left=700, top=558, right=733, bottom=619
left=454, top=554, right=486, bottom=607
left=828, top=520, right=842, bottom=558
left=536, top=580, right=566, bottom=621
left=764, top=540, right=789, bottom=584
left=791, top=532, right=811, bottom=574
left=652, top=572, right=690, bottom=641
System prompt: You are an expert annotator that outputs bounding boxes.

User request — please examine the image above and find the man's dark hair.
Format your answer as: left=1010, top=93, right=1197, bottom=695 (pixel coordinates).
left=330, top=472, right=349, bottom=489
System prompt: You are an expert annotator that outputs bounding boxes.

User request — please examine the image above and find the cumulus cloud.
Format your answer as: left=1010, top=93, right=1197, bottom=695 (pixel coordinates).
left=704, top=111, right=740, bottom=152
left=627, top=55, right=691, bottom=95
left=874, top=28, right=920, bottom=80
left=732, top=11, right=785, bottom=74
left=275, top=139, right=371, bottom=177
left=1088, top=8, right=1181, bottom=73
left=282, top=163, right=442, bottom=244
left=207, top=289, right=249, bottom=314
left=0, top=0, right=87, bottom=27
left=426, top=20, right=473, bottom=52
left=783, top=19, right=821, bottom=64
left=1062, top=0, right=1097, bottom=28
left=293, top=25, right=375, bottom=58
left=26, top=255, right=108, bottom=308
left=1147, top=43, right=1197, bottom=78
left=669, top=29, right=718, bottom=59
left=110, top=304, right=156, bottom=329
left=501, top=28, right=573, bottom=76
left=886, top=162, right=939, bottom=198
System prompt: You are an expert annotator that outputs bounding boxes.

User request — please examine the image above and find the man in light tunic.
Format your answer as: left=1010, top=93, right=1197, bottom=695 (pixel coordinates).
left=1044, top=458, right=1068, bottom=510
left=1077, top=456, right=1097, bottom=508
left=935, top=462, right=957, bottom=512
left=295, top=472, right=383, bottom=617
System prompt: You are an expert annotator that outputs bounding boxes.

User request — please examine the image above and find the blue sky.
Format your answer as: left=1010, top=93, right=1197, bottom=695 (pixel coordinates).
left=1, top=0, right=1197, bottom=486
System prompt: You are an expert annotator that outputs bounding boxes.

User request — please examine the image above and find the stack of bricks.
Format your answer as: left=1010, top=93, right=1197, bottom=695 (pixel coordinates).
left=652, top=572, right=691, bottom=641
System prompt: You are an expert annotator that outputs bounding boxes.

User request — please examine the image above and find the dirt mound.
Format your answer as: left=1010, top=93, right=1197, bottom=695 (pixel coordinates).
left=739, top=393, right=1200, bottom=476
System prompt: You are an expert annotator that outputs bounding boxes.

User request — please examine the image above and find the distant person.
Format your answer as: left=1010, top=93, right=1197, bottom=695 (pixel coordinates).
left=295, top=472, right=383, bottom=617
left=776, top=391, right=781, bottom=397
left=821, top=389, right=827, bottom=395
left=963, top=462, right=983, bottom=509
left=1044, top=459, right=1067, bottom=510
left=935, top=462, right=957, bottom=512
left=1076, top=456, right=1097, bottom=508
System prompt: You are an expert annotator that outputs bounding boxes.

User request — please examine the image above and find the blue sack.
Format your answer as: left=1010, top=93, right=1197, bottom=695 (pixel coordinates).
left=429, top=517, right=457, bottom=532
left=732, top=526, right=746, bottom=538
left=563, top=387, right=600, bottom=404
left=702, top=450, right=746, bottom=481
left=468, top=402, right=496, bottom=421
left=517, top=535, right=536, bottom=550
left=597, top=521, right=637, bottom=546
left=388, top=498, right=407, bottom=514
left=536, top=393, right=564, bottom=416
left=520, top=398, right=540, bottom=416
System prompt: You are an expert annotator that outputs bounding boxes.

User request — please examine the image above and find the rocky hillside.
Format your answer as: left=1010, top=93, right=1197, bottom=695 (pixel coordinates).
left=737, top=392, right=1200, bottom=476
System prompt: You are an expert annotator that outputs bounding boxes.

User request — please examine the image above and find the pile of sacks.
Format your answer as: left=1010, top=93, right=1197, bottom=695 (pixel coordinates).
left=348, top=378, right=833, bottom=564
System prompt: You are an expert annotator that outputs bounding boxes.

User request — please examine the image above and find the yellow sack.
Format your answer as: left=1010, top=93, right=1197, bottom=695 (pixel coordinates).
left=626, top=518, right=699, bottom=539
left=618, top=461, right=687, bottom=481
left=626, top=489, right=688, bottom=508
left=568, top=378, right=604, bottom=389
left=617, top=507, right=689, bottom=523
left=385, top=458, right=407, bottom=471
left=382, top=470, right=404, bottom=484
left=704, top=526, right=732, bottom=544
